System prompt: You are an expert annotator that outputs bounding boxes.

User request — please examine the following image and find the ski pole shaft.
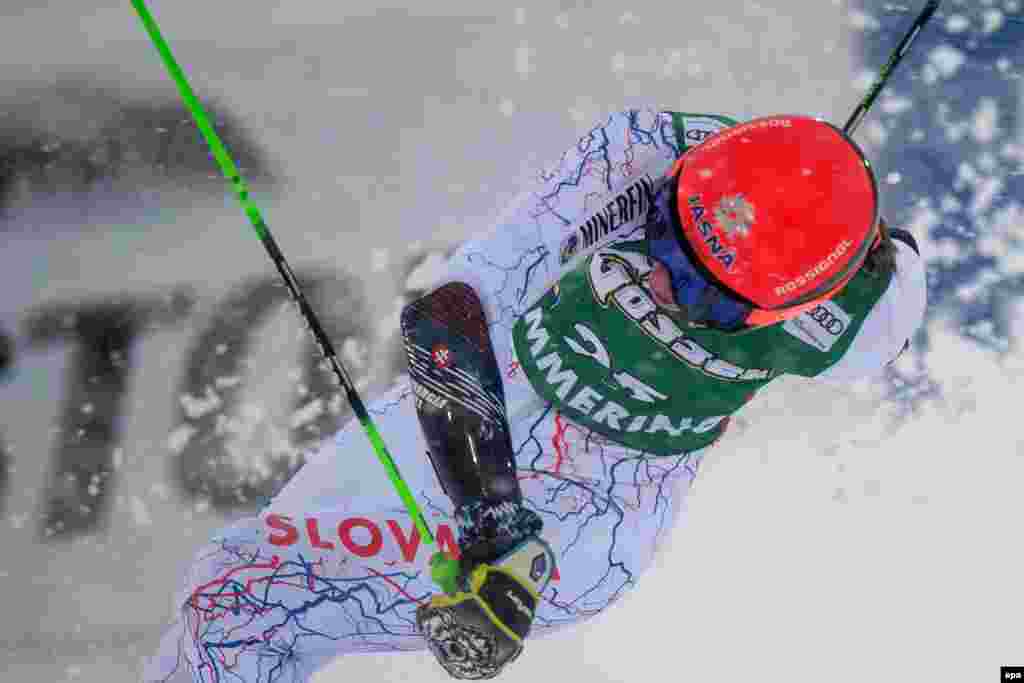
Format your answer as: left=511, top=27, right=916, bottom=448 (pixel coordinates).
left=130, top=0, right=436, bottom=545
left=844, top=0, right=941, bottom=135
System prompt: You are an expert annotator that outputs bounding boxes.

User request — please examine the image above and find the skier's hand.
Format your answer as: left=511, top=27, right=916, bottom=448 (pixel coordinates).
left=417, top=536, right=555, bottom=680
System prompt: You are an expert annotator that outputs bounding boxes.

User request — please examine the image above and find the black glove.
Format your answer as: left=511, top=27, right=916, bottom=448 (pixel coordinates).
left=417, top=534, right=555, bottom=680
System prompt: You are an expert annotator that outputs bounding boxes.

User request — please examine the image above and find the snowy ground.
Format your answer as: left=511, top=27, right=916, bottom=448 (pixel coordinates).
left=0, top=1, right=1022, bottom=682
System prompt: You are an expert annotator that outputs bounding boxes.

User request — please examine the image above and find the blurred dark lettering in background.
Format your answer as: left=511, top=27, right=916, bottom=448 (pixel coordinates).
left=2, top=5, right=1022, bottom=540
left=0, top=78, right=438, bottom=540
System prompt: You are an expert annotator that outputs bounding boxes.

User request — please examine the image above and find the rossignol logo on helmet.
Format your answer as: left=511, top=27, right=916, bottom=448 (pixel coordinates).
left=774, top=239, right=854, bottom=297
left=687, top=196, right=737, bottom=270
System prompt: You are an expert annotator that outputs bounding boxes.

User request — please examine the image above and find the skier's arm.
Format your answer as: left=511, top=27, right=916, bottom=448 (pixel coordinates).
left=401, top=282, right=555, bottom=680
left=813, top=227, right=927, bottom=383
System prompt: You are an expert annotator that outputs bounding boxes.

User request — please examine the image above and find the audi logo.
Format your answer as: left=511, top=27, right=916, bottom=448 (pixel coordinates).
left=808, top=305, right=845, bottom=335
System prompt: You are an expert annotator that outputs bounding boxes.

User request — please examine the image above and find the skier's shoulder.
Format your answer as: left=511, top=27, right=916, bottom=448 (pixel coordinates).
left=813, top=233, right=927, bottom=382
left=589, top=108, right=740, bottom=157
left=659, top=110, right=741, bottom=150
left=548, top=108, right=741, bottom=219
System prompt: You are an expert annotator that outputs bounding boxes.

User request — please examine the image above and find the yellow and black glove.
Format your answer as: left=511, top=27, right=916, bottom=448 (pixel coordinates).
left=417, top=536, right=555, bottom=680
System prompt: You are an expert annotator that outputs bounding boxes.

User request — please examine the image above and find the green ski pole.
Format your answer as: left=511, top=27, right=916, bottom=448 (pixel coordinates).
left=130, top=1, right=453, bottom=573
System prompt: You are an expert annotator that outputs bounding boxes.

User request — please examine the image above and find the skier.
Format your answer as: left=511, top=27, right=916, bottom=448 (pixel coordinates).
left=145, top=109, right=927, bottom=682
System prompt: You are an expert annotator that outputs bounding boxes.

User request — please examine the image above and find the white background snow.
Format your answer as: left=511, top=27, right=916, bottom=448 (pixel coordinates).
left=0, top=1, right=1021, bottom=681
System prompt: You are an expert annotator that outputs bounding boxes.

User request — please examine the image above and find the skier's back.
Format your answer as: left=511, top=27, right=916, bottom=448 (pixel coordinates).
left=145, top=109, right=926, bottom=682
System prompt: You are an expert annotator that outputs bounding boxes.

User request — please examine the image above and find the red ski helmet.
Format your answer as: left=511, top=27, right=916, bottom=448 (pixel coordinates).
left=667, top=115, right=880, bottom=327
